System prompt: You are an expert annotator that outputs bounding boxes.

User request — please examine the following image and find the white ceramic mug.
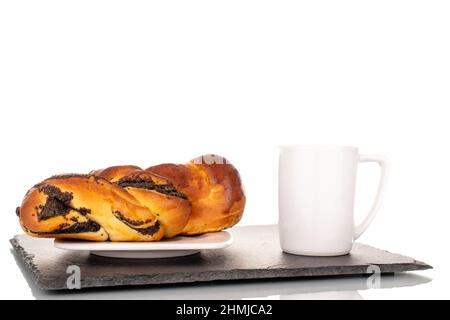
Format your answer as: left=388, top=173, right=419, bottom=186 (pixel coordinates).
left=278, top=146, right=389, bottom=256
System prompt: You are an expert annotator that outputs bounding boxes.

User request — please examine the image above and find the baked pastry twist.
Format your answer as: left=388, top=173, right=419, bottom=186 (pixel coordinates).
left=17, top=154, right=245, bottom=241
left=147, top=154, right=246, bottom=235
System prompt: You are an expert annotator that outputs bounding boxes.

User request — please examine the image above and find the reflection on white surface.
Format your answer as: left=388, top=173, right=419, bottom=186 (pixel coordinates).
left=11, top=249, right=431, bottom=300
left=281, top=291, right=364, bottom=300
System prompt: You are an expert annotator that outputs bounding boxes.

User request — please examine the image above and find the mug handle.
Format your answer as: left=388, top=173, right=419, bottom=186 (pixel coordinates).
left=354, top=155, right=390, bottom=240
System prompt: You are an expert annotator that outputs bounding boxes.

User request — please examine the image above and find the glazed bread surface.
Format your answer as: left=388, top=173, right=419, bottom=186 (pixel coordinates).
left=147, top=154, right=246, bottom=235
left=17, top=154, right=245, bottom=241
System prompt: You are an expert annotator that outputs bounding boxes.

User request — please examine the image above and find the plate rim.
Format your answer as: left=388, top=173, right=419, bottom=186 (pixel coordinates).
left=53, top=230, right=233, bottom=251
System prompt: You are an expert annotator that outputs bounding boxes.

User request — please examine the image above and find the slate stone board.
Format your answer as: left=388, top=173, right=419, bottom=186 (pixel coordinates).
left=10, top=225, right=431, bottom=290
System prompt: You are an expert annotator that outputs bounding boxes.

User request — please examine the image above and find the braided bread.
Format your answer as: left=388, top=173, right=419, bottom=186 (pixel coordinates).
left=147, top=154, right=246, bottom=235
left=17, top=154, right=245, bottom=241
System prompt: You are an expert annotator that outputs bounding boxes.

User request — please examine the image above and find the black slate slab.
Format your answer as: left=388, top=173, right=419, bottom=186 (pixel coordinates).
left=10, top=225, right=431, bottom=290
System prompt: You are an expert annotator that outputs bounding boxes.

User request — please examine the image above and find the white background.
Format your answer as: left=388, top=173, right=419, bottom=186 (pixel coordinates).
left=0, top=0, right=449, bottom=299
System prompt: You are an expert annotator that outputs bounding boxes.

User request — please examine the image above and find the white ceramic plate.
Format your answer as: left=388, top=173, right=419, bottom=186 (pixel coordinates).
left=54, top=231, right=233, bottom=259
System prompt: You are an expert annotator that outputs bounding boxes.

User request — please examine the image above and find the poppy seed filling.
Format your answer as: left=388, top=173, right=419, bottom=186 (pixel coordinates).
left=116, top=178, right=188, bottom=199
left=136, top=220, right=161, bottom=235
left=113, top=210, right=152, bottom=226
left=33, top=220, right=101, bottom=235
left=36, top=184, right=74, bottom=221
left=34, top=184, right=92, bottom=222
left=113, top=211, right=161, bottom=236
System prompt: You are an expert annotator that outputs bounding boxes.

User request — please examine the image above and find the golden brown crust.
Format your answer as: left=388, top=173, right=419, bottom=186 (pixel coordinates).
left=96, top=170, right=191, bottom=238
left=147, top=154, right=246, bottom=235
left=19, top=175, right=164, bottom=241
left=18, top=154, right=245, bottom=241
left=90, top=165, right=142, bottom=182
